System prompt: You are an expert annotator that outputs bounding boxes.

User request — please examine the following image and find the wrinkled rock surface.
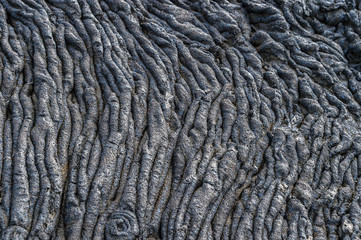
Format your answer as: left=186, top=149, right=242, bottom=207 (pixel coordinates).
left=0, top=0, right=361, bottom=239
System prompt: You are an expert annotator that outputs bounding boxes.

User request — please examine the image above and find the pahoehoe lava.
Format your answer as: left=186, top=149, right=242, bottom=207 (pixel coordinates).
left=0, top=0, right=361, bottom=239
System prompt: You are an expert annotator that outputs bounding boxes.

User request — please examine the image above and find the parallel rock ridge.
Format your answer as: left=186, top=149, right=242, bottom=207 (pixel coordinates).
left=0, top=0, right=360, bottom=239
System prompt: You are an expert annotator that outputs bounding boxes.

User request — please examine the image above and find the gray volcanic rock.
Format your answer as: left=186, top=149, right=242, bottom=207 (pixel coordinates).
left=0, top=0, right=360, bottom=239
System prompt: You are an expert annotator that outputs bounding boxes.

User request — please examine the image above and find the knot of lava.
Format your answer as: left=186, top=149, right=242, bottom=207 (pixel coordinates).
left=105, top=208, right=139, bottom=240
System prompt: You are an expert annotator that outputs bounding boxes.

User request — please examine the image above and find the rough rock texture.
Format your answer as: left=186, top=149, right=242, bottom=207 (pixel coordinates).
left=0, top=0, right=361, bottom=239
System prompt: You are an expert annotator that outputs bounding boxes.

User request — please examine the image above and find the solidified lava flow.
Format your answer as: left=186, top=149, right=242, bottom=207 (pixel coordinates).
left=0, top=0, right=361, bottom=239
